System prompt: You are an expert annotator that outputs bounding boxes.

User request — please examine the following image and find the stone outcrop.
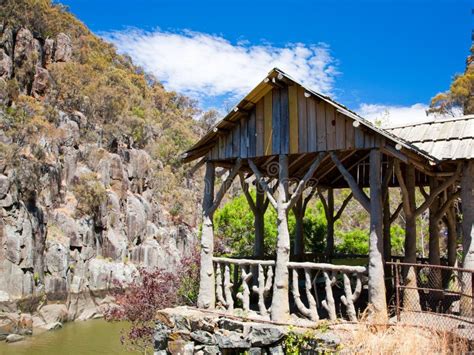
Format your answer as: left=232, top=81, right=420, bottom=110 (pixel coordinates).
left=154, top=307, right=342, bottom=354
left=0, top=24, right=197, bottom=312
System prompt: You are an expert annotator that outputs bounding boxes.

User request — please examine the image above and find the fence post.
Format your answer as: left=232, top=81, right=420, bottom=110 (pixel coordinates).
left=395, top=263, right=401, bottom=322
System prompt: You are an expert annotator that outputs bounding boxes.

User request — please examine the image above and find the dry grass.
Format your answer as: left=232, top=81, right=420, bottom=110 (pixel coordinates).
left=340, top=323, right=470, bottom=354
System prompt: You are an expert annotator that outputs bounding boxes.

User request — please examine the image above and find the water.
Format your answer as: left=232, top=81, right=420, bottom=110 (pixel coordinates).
left=0, top=319, right=138, bottom=355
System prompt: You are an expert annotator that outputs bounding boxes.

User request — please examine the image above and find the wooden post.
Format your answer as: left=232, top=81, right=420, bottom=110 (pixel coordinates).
left=428, top=177, right=441, bottom=266
left=368, top=149, right=388, bottom=320
left=446, top=204, right=457, bottom=267
left=404, top=165, right=417, bottom=265
left=293, top=196, right=305, bottom=260
left=198, top=161, right=216, bottom=309
left=254, top=188, right=265, bottom=258
left=271, top=154, right=291, bottom=321
left=198, top=159, right=242, bottom=309
left=326, top=188, right=335, bottom=260
left=461, top=160, right=474, bottom=316
left=383, top=190, right=392, bottom=290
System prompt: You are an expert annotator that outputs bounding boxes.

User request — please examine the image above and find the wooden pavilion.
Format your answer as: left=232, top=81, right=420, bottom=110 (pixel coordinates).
left=183, top=68, right=473, bottom=322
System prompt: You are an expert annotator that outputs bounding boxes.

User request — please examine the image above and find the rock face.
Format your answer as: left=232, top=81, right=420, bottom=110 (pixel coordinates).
left=0, top=24, right=198, bottom=308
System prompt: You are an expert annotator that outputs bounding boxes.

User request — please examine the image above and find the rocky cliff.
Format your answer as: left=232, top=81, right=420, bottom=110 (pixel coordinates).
left=0, top=0, right=202, bottom=316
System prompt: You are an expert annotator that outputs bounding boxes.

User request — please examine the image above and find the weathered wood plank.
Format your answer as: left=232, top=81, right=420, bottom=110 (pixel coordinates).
left=256, top=99, right=264, bottom=156
left=272, top=89, right=281, bottom=155
left=225, top=131, right=232, bottom=159
left=326, top=104, right=336, bottom=150
left=280, top=87, right=290, bottom=154
left=345, top=117, right=355, bottom=149
left=219, top=135, right=225, bottom=159
left=298, top=86, right=308, bottom=153
left=354, top=126, right=365, bottom=148
left=264, top=91, right=273, bottom=156
left=240, top=117, right=248, bottom=158
left=307, top=97, right=317, bottom=152
left=316, top=101, right=327, bottom=151
left=232, top=121, right=240, bottom=157
left=248, top=108, right=256, bottom=157
left=289, top=85, right=299, bottom=154
left=335, top=112, right=345, bottom=150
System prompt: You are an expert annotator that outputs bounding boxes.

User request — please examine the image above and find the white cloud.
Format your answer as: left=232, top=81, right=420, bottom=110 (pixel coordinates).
left=356, top=103, right=431, bottom=127
left=104, top=29, right=338, bottom=104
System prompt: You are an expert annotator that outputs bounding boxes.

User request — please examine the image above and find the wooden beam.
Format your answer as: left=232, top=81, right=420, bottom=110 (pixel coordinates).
left=248, top=159, right=278, bottom=209
left=330, top=152, right=370, bottom=212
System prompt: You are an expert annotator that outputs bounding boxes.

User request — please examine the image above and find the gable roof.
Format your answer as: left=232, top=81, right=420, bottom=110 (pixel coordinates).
left=182, top=68, right=437, bottom=163
left=385, top=115, right=474, bottom=161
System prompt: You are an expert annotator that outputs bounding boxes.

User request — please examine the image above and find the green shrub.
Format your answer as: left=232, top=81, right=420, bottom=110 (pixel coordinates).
left=72, top=172, right=107, bottom=218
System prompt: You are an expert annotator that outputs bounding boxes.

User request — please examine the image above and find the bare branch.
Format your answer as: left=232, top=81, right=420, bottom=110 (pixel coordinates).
left=414, top=165, right=461, bottom=217
left=239, top=173, right=256, bottom=214
left=248, top=159, right=277, bottom=209
left=330, top=152, right=370, bottom=212
left=334, top=193, right=353, bottom=221
left=302, top=184, right=318, bottom=212
left=389, top=203, right=403, bottom=224
left=210, top=158, right=242, bottom=214
left=394, top=160, right=412, bottom=217
left=434, top=190, right=460, bottom=221
left=317, top=187, right=329, bottom=217
left=287, top=153, right=326, bottom=209
left=419, top=185, right=429, bottom=199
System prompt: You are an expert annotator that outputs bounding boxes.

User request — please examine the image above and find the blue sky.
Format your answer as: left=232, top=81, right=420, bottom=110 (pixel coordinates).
left=58, top=0, right=472, bottom=125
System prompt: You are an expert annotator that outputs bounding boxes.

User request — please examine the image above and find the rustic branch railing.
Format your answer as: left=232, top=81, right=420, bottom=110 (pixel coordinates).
left=213, top=257, right=367, bottom=322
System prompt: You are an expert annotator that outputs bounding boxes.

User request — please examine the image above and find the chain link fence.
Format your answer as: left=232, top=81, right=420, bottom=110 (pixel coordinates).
left=387, top=261, right=474, bottom=341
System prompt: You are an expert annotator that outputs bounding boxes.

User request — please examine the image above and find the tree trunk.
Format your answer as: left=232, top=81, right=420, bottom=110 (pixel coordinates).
left=460, top=160, right=473, bottom=317
left=428, top=177, right=442, bottom=292
left=293, top=196, right=304, bottom=260
left=326, top=188, right=335, bottom=261
left=368, top=149, right=388, bottom=321
left=404, top=165, right=417, bottom=265
left=383, top=189, right=392, bottom=292
left=401, top=164, right=421, bottom=311
left=197, top=162, right=216, bottom=309
left=446, top=205, right=457, bottom=267
left=271, top=154, right=291, bottom=322
left=254, top=188, right=265, bottom=258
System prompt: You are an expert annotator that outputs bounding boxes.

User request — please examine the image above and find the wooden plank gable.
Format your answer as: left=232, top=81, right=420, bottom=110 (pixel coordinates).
left=206, top=83, right=382, bottom=161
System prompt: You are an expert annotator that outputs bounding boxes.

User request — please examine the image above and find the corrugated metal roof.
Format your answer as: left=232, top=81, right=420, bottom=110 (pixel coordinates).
left=385, top=115, right=474, bottom=160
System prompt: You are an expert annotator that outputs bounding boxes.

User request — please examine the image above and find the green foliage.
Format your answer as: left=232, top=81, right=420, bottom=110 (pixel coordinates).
left=283, top=327, right=315, bottom=354
left=72, top=172, right=107, bottom=218
left=335, top=228, right=369, bottom=255
left=429, top=47, right=474, bottom=115
left=214, top=192, right=278, bottom=256
left=390, top=224, right=405, bottom=255
left=304, top=201, right=327, bottom=254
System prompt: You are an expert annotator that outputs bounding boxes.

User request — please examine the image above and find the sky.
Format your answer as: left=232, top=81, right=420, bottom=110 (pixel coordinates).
left=58, top=0, right=472, bottom=126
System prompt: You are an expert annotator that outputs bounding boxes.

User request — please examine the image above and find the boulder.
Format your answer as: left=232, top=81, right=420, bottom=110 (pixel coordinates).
left=190, top=330, right=216, bottom=345
left=38, top=304, right=68, bottom=324
left=167, top=340, right=194, bottom=355
left=126, top=193, right=147, bottom=242
left=54, top=33, right=72, bottom=62
left=86, top=258, right=137, bottom=291
left=154, top=322, right=170, bottom=351
left=0, top=313, right=19, bottom=336
left=31, top=66, right=51, bottom=97
left=0, top=174, right=9, bottom=198
left=0, top=48, right=12, bottom=79
left=248, top=325, right=285, bottom=346
left=194, top=345, right=220, bottom=355
left=103, top=229, right=128, bottom=261
left=41, top=321, right=62, bottom=331
left=43, top=38, right=55, bottom=66
left=6, top=333, right=24, bottom=343
left=215, top=331, right=251, bottom=349
left=0, top=27, right=13, bottom=55
left=267, top=345, right=285, bottom=354
left=18, top=313, right=33, bottom=335
left=13, top=28, right=35, bottom=65
left=45, top=242, right=68, bottom=275
left=77, top=307, right=98, bottom=321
